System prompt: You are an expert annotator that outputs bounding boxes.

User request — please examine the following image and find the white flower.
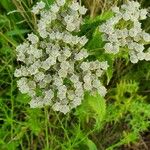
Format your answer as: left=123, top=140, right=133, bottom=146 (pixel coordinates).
left=28, top=80, right=36, bottom=90
left=83, top=72, right=91, bottom=83
left=53, top=76, right=63, bottom=87
left=112, top=44, right=120, bottom=54
left=60, top=61, right=70, bottom=70
left=27, top=33, right=39, bottom=44
left=38, top=80, right=47, bottom=88
left=14, top=68, right=23, bottom=77
left=66, top=23, right=76, bottom=32
left=142, top=31, right=150, bottom=42
left=51, top=4, right=60, bottom=13
left=63, top=47, right=71, bottom=58
left=58, top=90, right=67, bottom=100
left=30, top=96, right=45, bottom=108
left=122, top=12, right=130, bottom=21
left=130, top=56, right=138, bottom=63
left=53, top=102, right=70, bottom=114
left=74, top=49, right=88, bottom=60
left=28, top=64, right=39, bottom=75
left=108, top=33, right=118, bottom=43
left=15, top=0, right=107, bottom=114
left=99, top=61, right=109, bottom=70
left=97, top=86, right=107, bottom=97
left=58, top=54, right=67, bottom=62
left=41, top=59, right=52, bottom=70
left=104, top=43, right=113, bottom=53
left=58, top=69, right=68, bottom=78
left=145, top=52, right=150, bottom=61
left=92, top=78, right=101, bottom=89
left=139, top=9, right=147, bottom=20
left=17, top=77, right=30, bottom=94
left=64, top=15, right=74, bottom=24
left=137, top=52, right=145, bottom=60
left=96, top=69, right=103, bottom=77
left=84, top=82, right=92, bottom=91
left=56, top=0, right=65, bottom=6
left=75, top=87, right=84, bottom=97
left=34, top=71, right=45, bottom=81
left=79, top=6, right=87, bottom=15
left=134, top=43, right=144, bottom=52
left=70, top=74, right=79, bottom=83
left=111, top=6, right=120, bottom=13
left=70, top=2, right=80, bottom=11
left=37, top=1, right=45, bottom=9
left=80, top=62, right=90, bottom=71
left=129, top=28, right=138, bottom=37
left=31, top=1, right=45, bottom=14
left=79, top=36, right=88, bottom=45
left=100, top=1, right=150, bottom=63
left=70, top=97, right=82, bottom=108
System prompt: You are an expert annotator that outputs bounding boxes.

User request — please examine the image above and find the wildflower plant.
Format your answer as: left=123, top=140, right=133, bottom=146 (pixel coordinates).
left=14, top=0, right=109, bottom=114
left=14, top=0, right=150, bottom=114
left=99, top=1, right=150, bottom=63
left=1, top=0, right=150, bottom=149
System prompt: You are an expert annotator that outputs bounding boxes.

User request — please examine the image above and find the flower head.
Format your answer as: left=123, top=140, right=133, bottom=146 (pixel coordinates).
left=15, top=0, right=108, bottom=114
left=100, top=1, right=150, bottom=63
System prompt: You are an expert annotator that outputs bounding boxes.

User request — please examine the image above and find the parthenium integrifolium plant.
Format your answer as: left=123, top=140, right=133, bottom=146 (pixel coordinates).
left=14, top=0, right=108, bottom=114
left=100, top=1, right=150, bottom=63
left=14, top=0, right=150, bottom=114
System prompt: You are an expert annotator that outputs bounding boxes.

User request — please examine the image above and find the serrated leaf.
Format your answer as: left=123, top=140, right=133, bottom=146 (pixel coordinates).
left=87, top=28, right=105, bottom=51
left=75, top=93, right=106, bottom=129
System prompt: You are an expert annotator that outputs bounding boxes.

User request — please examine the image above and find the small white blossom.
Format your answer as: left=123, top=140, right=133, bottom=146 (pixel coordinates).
left=97, top=86, right=107, bottom=97
left=80, top=62, right=90, bottom=71
left=142, top=31, right=150, bottom=42
left=139, top=9, right=148, bottom=20
left=66, top=23, right=76, bottom=32
left=31, top=1, right=45, bottom=14
left=51, top=4, right=60, bottom=13
left=79, top=6, right=87, bottom=15
left=56, top=0, right=65, bottom=6
left=100, top=1, right=150, bottom=63
left=145, top=52, right=150, bottom=61
left=15, top=0, right=107, bottom=114
left=34, top=72, right=45, bottom=81
left=70, top=2, right=80, bottom=11
left=27, top=33, right=39, bottom=44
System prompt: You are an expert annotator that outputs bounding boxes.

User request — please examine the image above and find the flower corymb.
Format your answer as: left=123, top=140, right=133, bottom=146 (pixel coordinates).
left=14, top=0, right=108, bottom=114
left=100, top=1, right=150, bottom=63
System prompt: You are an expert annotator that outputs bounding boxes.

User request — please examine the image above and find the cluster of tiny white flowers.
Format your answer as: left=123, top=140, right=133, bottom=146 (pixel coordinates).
left=14, top=0, right=108, bottom=114
left=100, top=1, right=150, bottom=63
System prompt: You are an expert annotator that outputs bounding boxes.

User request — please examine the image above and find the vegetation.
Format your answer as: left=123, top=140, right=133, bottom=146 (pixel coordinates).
left=0, top=0, right=150, bottom=150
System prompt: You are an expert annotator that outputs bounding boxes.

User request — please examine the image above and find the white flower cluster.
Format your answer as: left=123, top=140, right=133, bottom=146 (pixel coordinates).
left=99, top=1, right=150, bottom=63
left=14, top=0, right=108, bottom=114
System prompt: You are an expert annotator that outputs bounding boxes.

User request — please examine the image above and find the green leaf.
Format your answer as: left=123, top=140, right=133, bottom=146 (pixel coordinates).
left=0, top=0, right=15, bottom=12
left=85, top=138, right=97, bottom=150
left=87, top=28, right=105, bottom=51
left=75, top=93, right=106, bottom=129
left=16, top=93, right=31, bottom=104
left=98, top=11, right=114, bottom=21
left=6, top=29, right=30, bottom=36
left=79, top=11, right=113, bottom=39
left=26, top=109, right=43, bottom=135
